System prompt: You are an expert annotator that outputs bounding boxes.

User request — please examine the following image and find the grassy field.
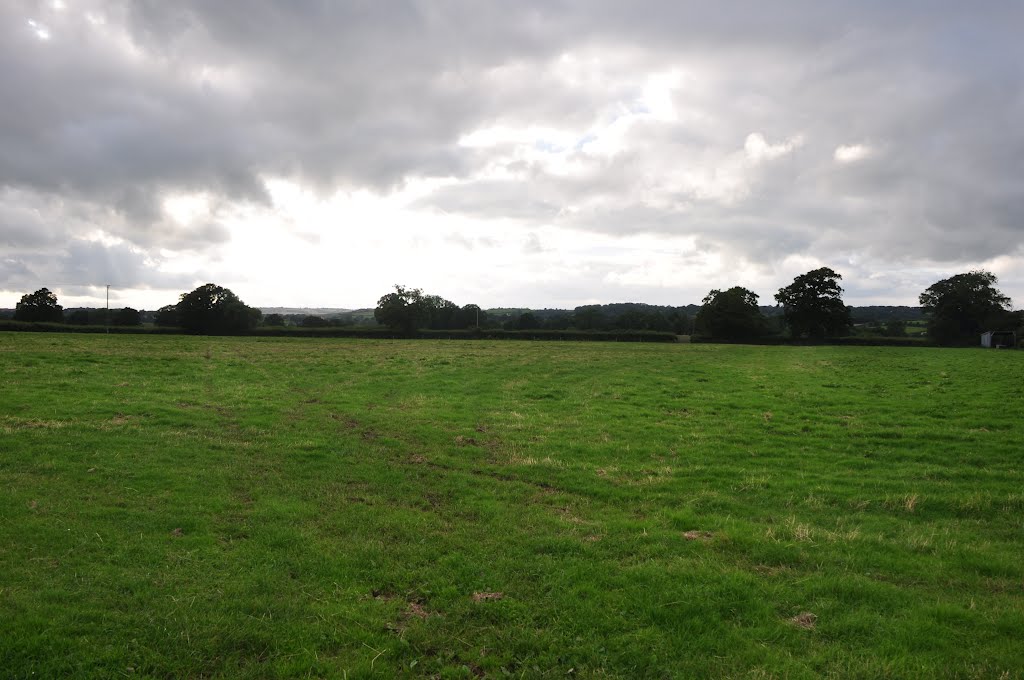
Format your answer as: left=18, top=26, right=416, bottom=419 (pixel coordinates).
left=1, top=333, right=1022, bottom=678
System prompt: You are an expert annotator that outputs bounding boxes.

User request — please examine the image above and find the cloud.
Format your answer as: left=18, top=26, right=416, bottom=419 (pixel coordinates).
left=1, top=236, right=197, bottom=302
left=834, top=144, right=872, bottom=163
left=523, top=232, right=544, bottom=254
left=1, top=1, right=1023, bottom=307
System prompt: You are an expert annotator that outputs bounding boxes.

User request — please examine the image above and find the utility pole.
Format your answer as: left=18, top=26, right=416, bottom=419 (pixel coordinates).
left=105, top=284, right=110, bottom=334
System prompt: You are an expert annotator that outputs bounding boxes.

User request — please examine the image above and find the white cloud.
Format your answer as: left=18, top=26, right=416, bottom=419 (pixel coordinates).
left=834, top=144, right=873, bottom=163
left=745, top=132, right=803, bottom=162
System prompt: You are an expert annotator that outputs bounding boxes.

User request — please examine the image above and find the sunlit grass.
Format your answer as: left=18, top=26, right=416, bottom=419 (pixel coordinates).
left=1, top=333, right=1022, bottom=678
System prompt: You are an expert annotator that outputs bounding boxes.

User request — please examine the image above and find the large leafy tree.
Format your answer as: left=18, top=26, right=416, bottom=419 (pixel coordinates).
left=374, top=285, right=429, bottom=333
left=919, top=271, right=1012, bottom=345
left=375, top=287, right=484, bottom=332
left=423, top=295, right=460, bottom=330
left=459, top=304, right=485, bottom=329
left=176, top=283, right=261, bottom=335
left=696, top=287, right=767, bottom=341
left=775, top=267, right=852, bottom=338
left=14, top=288, right=64, bottom=323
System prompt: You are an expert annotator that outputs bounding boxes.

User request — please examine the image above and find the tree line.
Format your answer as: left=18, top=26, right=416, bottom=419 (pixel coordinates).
left=6, top=268, right=1021, bottom=346
left=6, top=289, right=142, bottom=327
left=371, top=286, right=696, bottom=335
left=691, top=268, right=1019, bottom=345
left=366, top=268, right=1019, bottom=346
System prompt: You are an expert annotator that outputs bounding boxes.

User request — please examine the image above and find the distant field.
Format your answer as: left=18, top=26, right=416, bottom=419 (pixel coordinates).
left=1, top=333, right=1022, bottom=678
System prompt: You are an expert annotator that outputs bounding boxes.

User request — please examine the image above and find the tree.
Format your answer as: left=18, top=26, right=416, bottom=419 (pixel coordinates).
left=330, top=314, right=355, bottom=327
left=883, top=320, right=907, bottom=337
left=300, top=315, right=328, bottom=328
left=423, top=295, right=460, bottom=330
left=543, top=312, right=572, bottom=330
left=775, top=268, right=851, bottom=338
left=459, top=304, right=485, bottom=329
left=644, top=311, right=672, bottom=332
left=176, top=283, right=261, bottom=335
left=515, top=312, right=540, bottom=330
left=154, top=305, right=180, bottom=327
left=112, top=307, right=142, bottom=326
left=667, top=310, right=692, bottom=335
left=919, top=271, right=1012, bottom=345
left=263, top=313, right=286, bottom=327
left=613, top=308, right=646, bottom=330
left=14, top=288, right=63, bottom=323
left=696, top=287, right=767, bottom=340
left=572, top=305, right=606, bottom=331
left=374, top=285, right=429, bottom=333
left=66, top=309, right=94, bottom=325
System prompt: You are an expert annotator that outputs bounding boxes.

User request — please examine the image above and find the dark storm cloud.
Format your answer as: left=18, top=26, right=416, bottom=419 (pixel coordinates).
left=0, top=189, right=63, bottom=248
left=2, top=238, right=194, bottom=295
left=0, top=258, right=34, bottom=287
left=1, top=0, right=1023, bottom=283
left=60, top=239, right=194, bottom=289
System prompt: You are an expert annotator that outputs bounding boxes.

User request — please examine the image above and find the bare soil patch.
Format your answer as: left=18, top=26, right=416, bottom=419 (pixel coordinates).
left=789, top=612, right=817, bottom=629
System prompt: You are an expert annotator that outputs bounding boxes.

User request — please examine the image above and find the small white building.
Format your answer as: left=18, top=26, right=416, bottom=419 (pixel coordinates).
left=981, top=331, right=1016, bottom=348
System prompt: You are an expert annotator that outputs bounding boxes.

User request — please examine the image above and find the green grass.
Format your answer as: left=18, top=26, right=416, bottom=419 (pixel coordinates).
left=1, top=333, right=1023, bottom=678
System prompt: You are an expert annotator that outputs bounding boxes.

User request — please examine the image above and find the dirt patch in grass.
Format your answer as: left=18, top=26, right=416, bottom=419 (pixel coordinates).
left=557, top=507, right=587, bottom=524
left=472, top=592, right=504, bottom=602
left=405, top=602, right=431, bottom=620
left=379, top=592, right=438, bottom=635
left=331, top=414, right=361, bottom=430
left=789, top=612, right=817, bottom=629
left=683, top=530, right=714, bottom=541
left=454, top=435, right=479, bottom=446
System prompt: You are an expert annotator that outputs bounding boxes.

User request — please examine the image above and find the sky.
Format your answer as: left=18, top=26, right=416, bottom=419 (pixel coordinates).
left=2, top=1, right=1023, bottom=312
